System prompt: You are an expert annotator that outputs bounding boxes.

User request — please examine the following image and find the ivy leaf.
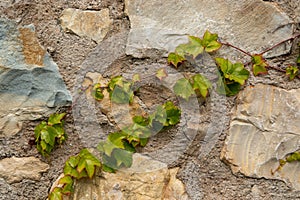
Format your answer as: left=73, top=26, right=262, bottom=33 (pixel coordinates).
left=113, top=148, right=133, bottom=168
left=91, top=83, right=104, bottom=101
left=48, top=187, right=63, bottom=200
left=175, top=36, right=204, bottom=58
left=64, top=162, right=79, bottom=178
left=132, top=116, right=150, bottom=126
left=77, top=149, right=101, bottom=178
left=173, top=78, right=194, bottom=101
left=107, top=132, right=127, bottom=149
left=98, top=141, right=115, bottom=156
left=102, top=164, right=116, bottom=173
left=216, top=76, right=241, bottom=96
left=286, top=66, right=299, bottom=80
left=108, top=77, right=134, bottom=104
left=201, top=30, right=222, bottom=52
left=40, top=127, right=56, bottom=147
left=59, top=175, right=73, bottom=185
left=191, top=74, right=212, bottom=98
left=149, top=105, right=167, bottom=126
left=286, top=152, right=300, bottom=162
left=34, top=121, right=47, bottom=140
left=215, top=57, right=249, bottom=85
left=67, top=156, right=80, bottom=168
left=108, top=76, right=123, bottom=91
left=48, top=113, right=66, bottom=126
left=252, top=54, right=268, bottom=76
left=163, top=101, right=181, bottom=126
left=168, top=52, right=185, bottom=67
left=156, top=68, right=168, bottom=80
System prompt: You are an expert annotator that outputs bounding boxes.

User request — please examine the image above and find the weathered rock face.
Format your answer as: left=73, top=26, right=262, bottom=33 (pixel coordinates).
left=125, top=0, right=294, bottom=58
left=0, top=156, right=49, bottom=183
left=52, top=154, right=188, bottom=200
left=0, top=18, right=71, bottom=137
left=221, top=84, right=300, bottom=190
left=60, top=8, right=113, bottom=43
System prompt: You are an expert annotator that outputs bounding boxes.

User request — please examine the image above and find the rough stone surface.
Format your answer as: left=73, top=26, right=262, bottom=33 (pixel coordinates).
left=60, top=8, right=113, bottom=43
left=125, top=0, right=294, bottom=58
left=0, top=156, right=49, bottom=183
left=0, top=18, right=72, bottom=137
left=51, top=153, right=187, bottom=200
left=221, top=84, right=300, bottom=190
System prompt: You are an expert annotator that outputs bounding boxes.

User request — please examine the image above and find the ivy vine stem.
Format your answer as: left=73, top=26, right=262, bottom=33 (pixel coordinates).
left=220, top=42, right=252, bottom=57
left=259, top=33, right=300, bottom=55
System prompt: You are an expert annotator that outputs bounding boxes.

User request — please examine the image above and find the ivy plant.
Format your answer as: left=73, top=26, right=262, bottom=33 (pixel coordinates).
left=34, top=113, right=67, bottom=156
left=48, top=148, right=101, bottom=200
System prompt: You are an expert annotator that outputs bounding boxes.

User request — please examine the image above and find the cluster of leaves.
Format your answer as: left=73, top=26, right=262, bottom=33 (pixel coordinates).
left=34, top=113, right=67, bottom=156
left=168, top=30, right=222, bottom=67
left=173, top=74, right=212, bottom=100
left=49, top=149, right=101, bottom=200
left=168, top=30, right=300, bottom=97
left=168, top=30, right=249, bottom=97
left=98, top=101, right=181, bottom=172
left=107, top=76, right=134, bottom=104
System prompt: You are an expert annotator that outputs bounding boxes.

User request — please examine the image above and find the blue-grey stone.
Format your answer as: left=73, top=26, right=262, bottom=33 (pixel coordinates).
left=0, top=18, right=71, bottom=137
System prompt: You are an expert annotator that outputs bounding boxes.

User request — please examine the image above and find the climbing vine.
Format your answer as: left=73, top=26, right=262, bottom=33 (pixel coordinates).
left=30, top=29, right=300, bottom=199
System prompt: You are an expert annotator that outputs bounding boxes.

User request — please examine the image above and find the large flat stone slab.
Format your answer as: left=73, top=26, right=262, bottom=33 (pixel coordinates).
left=0, top=18, right=71, bottom=137
left=221, top=84, right=300, bottom=190
left=60, top=8, right=113, bottom=43
left=125, top=0, right=294, bottom=58
left=0, top=156, right=49, bottom=183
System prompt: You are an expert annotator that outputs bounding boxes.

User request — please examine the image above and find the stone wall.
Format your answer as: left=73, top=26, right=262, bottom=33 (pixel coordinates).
left=0, top=0, right=300, bottom=199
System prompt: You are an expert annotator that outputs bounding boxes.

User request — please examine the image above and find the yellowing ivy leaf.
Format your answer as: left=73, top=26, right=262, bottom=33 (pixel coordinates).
left=201, top=30, right=222, bottom=52
left=252, top=54, right=268, bottom=76
left=77, top=149, right=101, bottom=178
left=132, top=73, right=141, bottom=82
left=48, top=113, right=66, bottom=126
left=91, top=83, right=104, bottom=101
left=48, top=187, right=63, bottom=200
left=156, top=68, right=168, bottom=80
left=286, top=66, right=299, bottom=80
left=175, top=36, right=204, bottom=58
left=215, top=57, right=249, bottom=85
left=168, top=52, right=185, bottom=67
left=173, top=78, right=194, bottom=101
left=191, top=74, right=212, bottom=98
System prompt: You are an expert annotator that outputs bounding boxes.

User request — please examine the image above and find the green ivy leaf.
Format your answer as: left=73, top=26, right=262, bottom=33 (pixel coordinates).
left=91, top=83, right=104, bottom=101
left=48, top=187, right=63, bottom=200
left=173, top=78, right=194, bottom=101
left=77, top=149, right=101, bottom=178
left=201, top=30, right=222, bottom=52
left=167, top=52, right=185, bottom=67
left=67, top=156, right=80, bottom=168
left=156, top=68, right=168, bottom=80
left=286, top=66, right=299, bottom=80
left=34, top=121, right=47, bottom=140
left=98, top=141, right=115, bottom=156
left=102, top=164, right=116, bottom=173
left=108, top=76, right=123, bottom=91
left=132, top=116, right=150, bottom=126
left=107, top=132, right=127, bottom=149
left=48, top=113, right=66, bottom=126
left=64, top=162, right=79, bottom=178
left=217, top=76, right=241, bottom=96
left=58, top=175, right=73, bottom=185
left=163, top=101, right=181, bottom=126
left=252, top=54, right=268, bottom=76
left=175, top=36, right=204, bottom=58
left=215, top=57, right=249, bottom=85
left=149, top=105, right=167, bottom=126
left=113, top=148, right=133, bottom=168
left=191, top=74, right=212, bottom=98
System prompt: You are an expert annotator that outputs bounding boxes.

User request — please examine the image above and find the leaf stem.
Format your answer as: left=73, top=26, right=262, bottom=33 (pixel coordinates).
left=221, top=42, right=252, bottom=57
left=260, top=33, right=300, bottom=55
